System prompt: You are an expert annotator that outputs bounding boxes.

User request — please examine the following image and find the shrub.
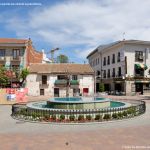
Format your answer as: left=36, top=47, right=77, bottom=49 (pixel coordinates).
left=103, top=114, right=111, bottom=120
left=95, top=114, right=102, bottom=120
left=78, top=115, right=84, bottom=121
left=69, top=115, right=75, bottom=121
left=117, top=112, right=123, bottom=118
left=122, top=111, right=127, bottom=117
left=60, top=114, right=65, bottom=121
left=112, top=113, right=118, bottom=119
left=86, top=115, right=92, bottom=120
left=99, top=83, right=105, bottom=92
left=51, top=114, right=56, bottom=120
left=127, top=107, right=136, bottom=116
left=44, top=114, right=49, bottom=120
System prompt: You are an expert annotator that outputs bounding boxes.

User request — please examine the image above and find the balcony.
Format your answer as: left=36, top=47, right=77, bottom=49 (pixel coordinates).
left=70, top=80, right=79, bottom=85
left=54, top=80, right=67, bottom=87
left=10, top=56, right=21, bottom=65
left=39, top=81, right=49, bottom=88
left=0, top=57, right=6, bottom=65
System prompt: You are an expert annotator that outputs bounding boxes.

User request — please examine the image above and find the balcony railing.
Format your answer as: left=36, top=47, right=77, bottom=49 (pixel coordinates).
left=39, top=81, right=49, bottom=88
left=70, top=80, right=79, bottom=85
left=10, top=56, right=21, bottom=61
left=54, top=80, right=67, bottom=86
left=0, top=57, right=6, bottom=65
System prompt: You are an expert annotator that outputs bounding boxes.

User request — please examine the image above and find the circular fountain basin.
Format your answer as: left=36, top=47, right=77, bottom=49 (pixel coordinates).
left=46, top=97, right=122, bottom=109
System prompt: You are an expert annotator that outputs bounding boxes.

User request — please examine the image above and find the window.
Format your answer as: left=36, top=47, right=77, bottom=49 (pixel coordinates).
left=97, top=70, right=100, bottom=76
left=118, top=67, right=121, bottom=77
left=135, top=51, right=143, bottom=62
left=58, top=75, right=67, bottom=80
left=13, top=49, right=20, bottom=59
left=107, top=69, right=110, bottom=78
left=72, top=75, right=78, bottom=80
left=42, top=75, right=47, bottom=84
left=117, top=52, right=120, bottom=62
left=0, top=49, right=5, bottom=57
left=112, top=54, right=115, bottom=63
left=103, top=57, right=106, bottom=66
left=107, top=56, right=110, bottom=65
left=103, top=70, right=106, bottom=78
left=112, top=68, right=115, bottom=77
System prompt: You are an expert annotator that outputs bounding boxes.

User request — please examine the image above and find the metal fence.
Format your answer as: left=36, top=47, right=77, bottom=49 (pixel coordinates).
left=11, top=100, right=146, bottom=123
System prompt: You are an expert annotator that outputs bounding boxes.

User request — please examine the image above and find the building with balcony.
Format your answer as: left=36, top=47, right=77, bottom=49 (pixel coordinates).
left=26, top=63, right=94, bottom=97
left=0, top=38, right=43, bottom=70
left=87, top=40, right=150, bottom=95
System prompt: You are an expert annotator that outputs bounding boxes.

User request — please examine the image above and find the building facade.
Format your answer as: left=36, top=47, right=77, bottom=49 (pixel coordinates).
left=26, top=64, right=94, bottom=97
left=0, top=38, right=43, bottom=70
left=87, top=40, right=150, bottom=95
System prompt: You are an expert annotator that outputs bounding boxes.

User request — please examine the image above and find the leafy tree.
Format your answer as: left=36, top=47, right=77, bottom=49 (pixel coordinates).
left=0, top=67, right=9, bottom=87
left=57, top=54, right=69, bottom=63
left=19, top=68, right=29, bottom=87
left=99, top=83, right=105, bottom=92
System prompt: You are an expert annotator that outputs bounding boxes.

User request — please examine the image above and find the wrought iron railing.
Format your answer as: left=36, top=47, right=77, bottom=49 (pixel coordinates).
left=11, top=100, right=146, bottom=123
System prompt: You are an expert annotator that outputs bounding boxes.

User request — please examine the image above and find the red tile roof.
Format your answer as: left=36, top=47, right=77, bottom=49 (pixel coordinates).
left=0, top=38, right=28, bottom=44
left=29, top=63, right=94, bottom=75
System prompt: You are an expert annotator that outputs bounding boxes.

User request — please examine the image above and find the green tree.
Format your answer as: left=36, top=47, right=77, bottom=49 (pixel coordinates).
left=57, top=54, right=69, bottom=63
left=0, top=67, right=9, bottom=87
left=99, top=83, right=105, bottom=92
left=19, top=68, right=29, bottom=87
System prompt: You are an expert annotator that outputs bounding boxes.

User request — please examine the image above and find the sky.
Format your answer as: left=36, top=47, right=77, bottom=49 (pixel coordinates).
left=1, top=0, right=150, bottom=63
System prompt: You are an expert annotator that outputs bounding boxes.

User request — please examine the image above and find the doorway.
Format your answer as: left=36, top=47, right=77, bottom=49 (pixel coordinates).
left=135, top=83, right=143, bottom=94
left=83, top=88, right=89, bottom=94
left=40, top=89, right=44, bottom=95
left=54, top=88, right=59, bottom=97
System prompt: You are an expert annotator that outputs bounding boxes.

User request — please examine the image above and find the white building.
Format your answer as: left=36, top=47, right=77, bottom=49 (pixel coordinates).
left=26, top=63, right=94, bottom=97
left=87, top=40, right=150, bottom=95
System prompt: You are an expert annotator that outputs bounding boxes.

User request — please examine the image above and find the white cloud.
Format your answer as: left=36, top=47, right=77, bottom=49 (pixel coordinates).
left=3, top=0, right=150, bottom=60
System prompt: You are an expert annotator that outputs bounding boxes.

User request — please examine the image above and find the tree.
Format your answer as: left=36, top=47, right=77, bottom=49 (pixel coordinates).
left=57, top=54, right=69, bottom=63
left=19, top=68, right=29, bottom=87
left=99, top=83, right=105, bottom=92
left=0, top=67, right=9, bottom=87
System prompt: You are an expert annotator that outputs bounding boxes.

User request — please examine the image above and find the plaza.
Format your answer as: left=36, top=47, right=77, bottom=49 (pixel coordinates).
left=0, top=95, right=150, bottom=150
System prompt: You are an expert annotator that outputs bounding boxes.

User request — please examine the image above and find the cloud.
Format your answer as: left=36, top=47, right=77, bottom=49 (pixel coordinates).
left=3, top=0, right=150, bottom=60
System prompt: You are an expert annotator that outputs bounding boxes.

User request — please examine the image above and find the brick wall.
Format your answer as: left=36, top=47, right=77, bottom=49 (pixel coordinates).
left=26, top=39, right=43, bottom=66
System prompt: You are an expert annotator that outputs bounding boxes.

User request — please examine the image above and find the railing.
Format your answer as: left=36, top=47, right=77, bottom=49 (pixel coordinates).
left=11, top=100, right=146, bottom=123
left=0, top=57, right=6, bottom=61
left=10, top=56, right=21, bottom=61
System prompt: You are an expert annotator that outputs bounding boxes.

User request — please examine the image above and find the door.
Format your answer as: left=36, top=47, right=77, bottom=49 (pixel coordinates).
left=135, top=83, right=143, bottom=94
left=73, top=88, right=80, bottom=96
left=115, top=84, right=122, bottom=92
left=40, top=89, right=44, bottom=95
left=54, top=88, right=59, bottom=97
left=83, top=88, right=89, bottom=94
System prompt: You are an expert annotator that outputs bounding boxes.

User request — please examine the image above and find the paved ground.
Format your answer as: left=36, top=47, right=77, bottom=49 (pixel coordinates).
left=0, top=96, right=150, bottom=150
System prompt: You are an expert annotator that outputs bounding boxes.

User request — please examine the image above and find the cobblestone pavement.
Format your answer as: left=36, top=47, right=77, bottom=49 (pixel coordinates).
left=0, top=96, right=150, bottom=150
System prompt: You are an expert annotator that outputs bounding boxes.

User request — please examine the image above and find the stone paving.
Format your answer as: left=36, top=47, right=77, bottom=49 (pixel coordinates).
left=0, top=96, right=150, bottom=150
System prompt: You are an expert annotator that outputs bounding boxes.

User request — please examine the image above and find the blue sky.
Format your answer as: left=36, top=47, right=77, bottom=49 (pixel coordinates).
left=1, top=0, right=150, bottom=63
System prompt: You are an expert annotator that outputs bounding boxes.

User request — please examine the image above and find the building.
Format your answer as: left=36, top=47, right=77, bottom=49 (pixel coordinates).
left=0, top=38, right=43, bottom=70
left=87, top=40, right=150, bottom=95
left=26, top=63, right=94, bottom=97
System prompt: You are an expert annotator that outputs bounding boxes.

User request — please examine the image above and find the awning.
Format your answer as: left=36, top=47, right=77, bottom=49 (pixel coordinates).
left=135, top=80, right=150, bottom=83
left=135, top=64, right=148, bottom=70
left=70, top=80, right=79, bottom=85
